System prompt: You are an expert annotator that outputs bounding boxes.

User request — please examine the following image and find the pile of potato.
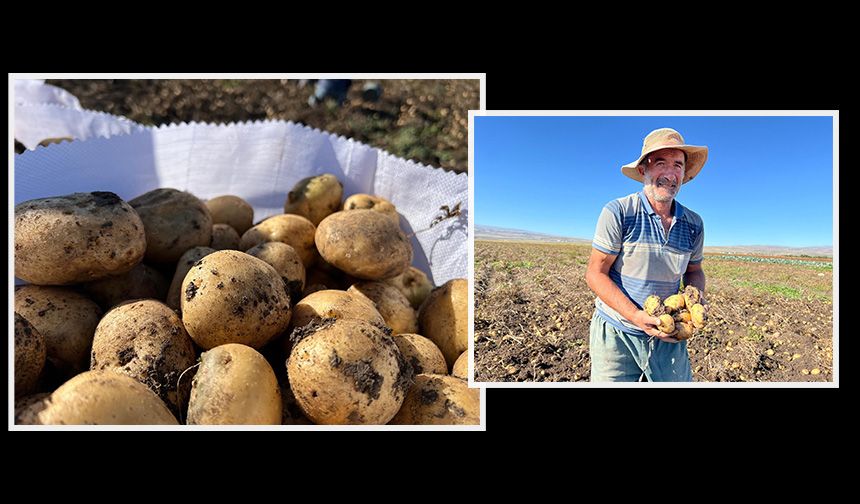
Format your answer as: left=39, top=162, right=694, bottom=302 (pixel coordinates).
left=13, top=174, right=476, bottom=426
left=643, top=285, right=708, bottom=340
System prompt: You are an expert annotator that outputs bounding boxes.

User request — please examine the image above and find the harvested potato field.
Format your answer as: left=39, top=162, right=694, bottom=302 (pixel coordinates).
left=474, top=240, right=834, bottom=383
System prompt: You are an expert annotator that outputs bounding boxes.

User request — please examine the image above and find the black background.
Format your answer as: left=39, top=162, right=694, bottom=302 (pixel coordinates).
left=7, top=32, right=845, bottom=465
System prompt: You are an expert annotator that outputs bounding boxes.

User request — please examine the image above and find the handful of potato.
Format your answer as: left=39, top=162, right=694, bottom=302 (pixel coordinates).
left=14, top=172, right=474, bottom=426
left=643, top=285, right=708, bottom=340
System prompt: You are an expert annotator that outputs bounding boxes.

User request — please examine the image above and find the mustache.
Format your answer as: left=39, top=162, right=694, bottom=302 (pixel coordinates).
left=656, top=176, right=678, bottom=187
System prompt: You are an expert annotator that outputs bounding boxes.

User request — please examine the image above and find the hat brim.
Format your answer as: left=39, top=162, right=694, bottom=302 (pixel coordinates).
left=621, top=145, right=708, bottom=184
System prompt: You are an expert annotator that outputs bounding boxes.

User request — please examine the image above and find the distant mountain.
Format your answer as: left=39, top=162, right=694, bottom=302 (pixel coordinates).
left=475, top=224, right=590, bottom=243
left=475, top=225, right=832, bottom=257
left=704, top=245, right=832, bottom=258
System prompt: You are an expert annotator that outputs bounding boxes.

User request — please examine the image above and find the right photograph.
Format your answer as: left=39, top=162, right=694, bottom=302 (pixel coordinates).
left=471, top=113, right=837, bottom=384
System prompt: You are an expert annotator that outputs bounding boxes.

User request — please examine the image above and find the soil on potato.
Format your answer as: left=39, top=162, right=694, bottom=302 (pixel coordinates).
left=341, top=360, right=383, bottom=401
left=40, top=79, right=477, bottom=173
left=474, top=240, right=834, bottom=383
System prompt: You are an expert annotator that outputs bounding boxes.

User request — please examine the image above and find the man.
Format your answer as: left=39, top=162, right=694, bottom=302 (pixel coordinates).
left=585, top=128, right=708, bottom=382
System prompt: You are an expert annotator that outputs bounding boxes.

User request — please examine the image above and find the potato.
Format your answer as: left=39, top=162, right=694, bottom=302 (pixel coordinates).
left=675, top=321, right=695, bottom=341
left=663, top=294, right=686, bottom=313
left=643, top=294, right=664, bottom=317
left=181, top=250, right=292, bottom=350
left=673, top=310, right=692, bottom=323
left=15, top=313, right=46, bottom=396
left=451, top=351, right=468, bottom=380
left=657, top=314, right=676, bottom=334
left=291, top=289, right=384, bottom=330
left=384, top=266, right=433, bottom=310
left=129, top=188, right=213, bottom=263
left=245, top=241, right=306, bottom=304
left=14, top=191, right=146, bottom=285
left=14, top=286, right=102, bottom=377
left=281, top=383, right=313, bottom=425
left=392, top=334, right=448, bottom=375
left=418, top=278, right=468, bottom=369
left=210, top=223, right=241, bottom=250
left=691, top=303, right=707, bottom=329
left=343, top=193, right=399, bottom=223
left=90, top=299, right=197, bottom=416
left=166, top=246, right=217, bottom=310
left=205, top=195, right=254, bottom=235
left=36, top=370, right=178, bottom=425
left=302, top=284, right=328, bottom=297
left=683, top=285, right=702, bottom=308
left=283, top=173, right=344, bottom=226
left=284, top=289, right=384, bottom=358
left=187, top=344, right=282, bottom=425
left=239, top=214, right=317, bottom=267
left=315, top=210, right=412, bottom=280
left=389, top=374, right=479, bottom=425
left=15, top=393, right=50, bottom=425
left=348, top=282, right=417, bottom=335
left=81, top=263, right=169, bottom=310
left=288, top=319, right=413, bottom=424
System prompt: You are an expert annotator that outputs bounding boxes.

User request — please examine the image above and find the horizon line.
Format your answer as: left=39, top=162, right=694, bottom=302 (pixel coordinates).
left=475, top=224, right=832, bottom=249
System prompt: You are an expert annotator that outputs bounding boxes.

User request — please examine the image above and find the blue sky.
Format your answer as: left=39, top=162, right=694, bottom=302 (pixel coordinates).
left=474, top=115, right=834, bottom=247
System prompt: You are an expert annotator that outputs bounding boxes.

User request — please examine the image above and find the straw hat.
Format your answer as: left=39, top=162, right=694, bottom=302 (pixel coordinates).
left=621, top=128, right=708, bottom=184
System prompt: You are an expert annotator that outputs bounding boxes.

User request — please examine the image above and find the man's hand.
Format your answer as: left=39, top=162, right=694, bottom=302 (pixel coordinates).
left=587, top=248, right=684, bottom=344
left=629, top=310, right=680, bottom=343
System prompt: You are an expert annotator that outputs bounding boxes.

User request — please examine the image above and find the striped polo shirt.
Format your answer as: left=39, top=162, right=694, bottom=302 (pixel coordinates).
left=592, top=191, right=704, bottom=336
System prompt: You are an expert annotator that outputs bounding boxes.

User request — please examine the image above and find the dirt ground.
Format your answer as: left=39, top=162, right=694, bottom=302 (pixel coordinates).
left=474, top=240, right=834, bottom=383
left=40, top=79, right=478, bottom=173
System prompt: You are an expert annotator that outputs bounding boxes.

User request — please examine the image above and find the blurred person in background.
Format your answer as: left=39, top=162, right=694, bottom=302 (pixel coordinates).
left=302, top=79, right=382, bottom=107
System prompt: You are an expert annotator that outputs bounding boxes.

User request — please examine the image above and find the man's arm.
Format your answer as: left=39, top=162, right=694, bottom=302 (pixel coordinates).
left=585, top=248, right=677, bottom=341
left=683, top=262, right=706, bottom=301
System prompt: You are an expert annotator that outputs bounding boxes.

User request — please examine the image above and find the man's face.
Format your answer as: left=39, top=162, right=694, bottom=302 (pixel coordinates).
left=640, top=148, right=685, bottom=203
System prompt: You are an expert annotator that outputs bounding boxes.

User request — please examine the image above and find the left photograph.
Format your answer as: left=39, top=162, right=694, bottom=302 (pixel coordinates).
left=11, top=76, right=480, bottom=428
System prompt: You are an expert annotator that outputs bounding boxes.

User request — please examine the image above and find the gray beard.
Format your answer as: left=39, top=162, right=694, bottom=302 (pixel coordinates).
left=643, top=175, right=680, bottom=203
